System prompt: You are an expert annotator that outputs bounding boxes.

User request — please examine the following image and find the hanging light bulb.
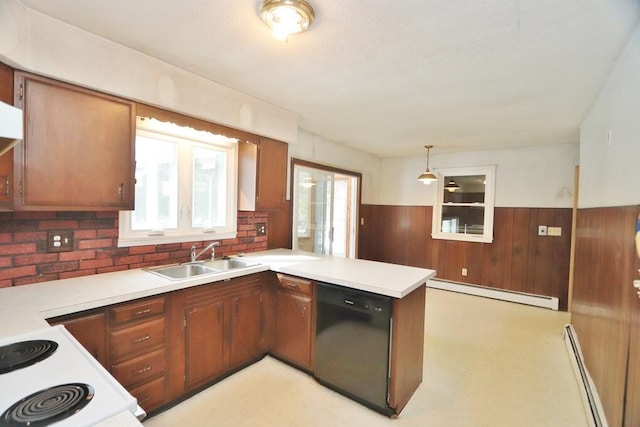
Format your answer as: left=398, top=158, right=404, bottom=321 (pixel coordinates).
left=417, top=145, right=437, bottom=185
left=444, top=179, right=460, bottom=192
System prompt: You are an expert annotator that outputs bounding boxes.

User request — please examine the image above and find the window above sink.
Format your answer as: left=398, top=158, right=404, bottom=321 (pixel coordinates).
left=118, top=116, right=239, bottom=247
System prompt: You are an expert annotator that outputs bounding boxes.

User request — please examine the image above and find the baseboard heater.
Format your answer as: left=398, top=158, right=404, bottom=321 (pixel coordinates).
left=427, top=279, right=559, bottom=310
left=563, top=324, right=608, bottom=427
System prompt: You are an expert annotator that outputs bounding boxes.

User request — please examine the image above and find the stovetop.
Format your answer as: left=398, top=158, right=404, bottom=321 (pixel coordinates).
left=0, top=326, right=141, bottom=426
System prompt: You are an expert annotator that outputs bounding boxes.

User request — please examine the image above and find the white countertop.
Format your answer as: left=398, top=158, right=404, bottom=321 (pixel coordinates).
left=0, top=249, right=434, bottom=340
left=0, top=249, right=434, bottom=426
left=238, top=249, right=434, bottom=298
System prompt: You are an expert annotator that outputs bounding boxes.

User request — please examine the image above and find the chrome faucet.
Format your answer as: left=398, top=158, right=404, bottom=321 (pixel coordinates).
left=190, top=242, right=220, bottom=262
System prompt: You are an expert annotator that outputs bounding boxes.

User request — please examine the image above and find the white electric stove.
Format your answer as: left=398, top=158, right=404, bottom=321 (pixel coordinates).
left=0, top=325, right=144, bottom=426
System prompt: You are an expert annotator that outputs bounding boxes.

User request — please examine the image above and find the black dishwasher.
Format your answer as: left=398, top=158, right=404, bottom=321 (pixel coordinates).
left=315, top=282, right=394, bottom=415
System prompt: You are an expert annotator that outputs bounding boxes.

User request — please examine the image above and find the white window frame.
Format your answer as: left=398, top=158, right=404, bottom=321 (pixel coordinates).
left=432, top=165, right=496, bottom=243
left=118, top=118, right=238, bottom=247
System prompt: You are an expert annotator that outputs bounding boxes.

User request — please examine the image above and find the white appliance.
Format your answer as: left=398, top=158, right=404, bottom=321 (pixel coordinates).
left=0, top=325, right=144, bottom=426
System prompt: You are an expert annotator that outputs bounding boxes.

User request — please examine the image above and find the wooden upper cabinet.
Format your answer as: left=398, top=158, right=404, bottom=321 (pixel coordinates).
left=13, top=71, right=135, bottom=210
left=0, top=63, right=14, bottom=211
left=238, top=137, right=287, bottom=211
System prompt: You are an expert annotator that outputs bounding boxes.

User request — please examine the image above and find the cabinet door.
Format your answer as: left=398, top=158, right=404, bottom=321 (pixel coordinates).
left=184, top=300, right=225, bottom=389
left=54, top=312, right=108, bottom=368
left=14, top=71, right=135, bottom=210
left=256, top=137, right=287, bottom=210
left=228, top=286, right=263, bottom=368
left=0, top=62, right=14, bottom=211
left=238, top=137, right=287, bottom=211
left=274, top=289, right=312, bottom=369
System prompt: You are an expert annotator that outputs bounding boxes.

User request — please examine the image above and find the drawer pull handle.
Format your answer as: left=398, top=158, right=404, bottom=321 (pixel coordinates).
left=133, top=308, right=152, bottom=316
left=132, top=335, right=151, bottom=344
left=286, top=283, right=299, bottom=289
left=133, top=365, right=152, bottom=376
left=139, top=395, right=152, bottom=404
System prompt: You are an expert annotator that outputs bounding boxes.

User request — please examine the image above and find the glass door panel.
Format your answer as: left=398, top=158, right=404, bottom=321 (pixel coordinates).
left=292, top=163, right=359, bottom=258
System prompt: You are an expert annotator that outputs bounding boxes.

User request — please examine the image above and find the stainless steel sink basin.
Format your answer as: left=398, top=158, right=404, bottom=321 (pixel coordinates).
left=204, top=258, right=257, bottom=270
left=144, top=258, right=258, bottom=280
left=144, top=263, right=217, bottom=280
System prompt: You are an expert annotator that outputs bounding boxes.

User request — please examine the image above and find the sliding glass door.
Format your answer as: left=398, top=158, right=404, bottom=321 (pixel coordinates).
left=292, top=161, right=360, bottom=258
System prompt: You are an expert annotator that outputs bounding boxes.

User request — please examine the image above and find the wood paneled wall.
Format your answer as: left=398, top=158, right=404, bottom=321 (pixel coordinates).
left=358, top=205, right=573, bottom=310
left=572, top=206, right=640, bottom=427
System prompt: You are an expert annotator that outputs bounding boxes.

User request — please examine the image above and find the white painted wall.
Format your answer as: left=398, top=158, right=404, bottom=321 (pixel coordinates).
left=0, top=0, right=297, bottom=144
left=289, top=129, right=382, bottom=204
left=580, top=24, right=640, bottom=208
left=0, top=0, right=587, bottom=211
left=380, top=144, right=578, bottom=208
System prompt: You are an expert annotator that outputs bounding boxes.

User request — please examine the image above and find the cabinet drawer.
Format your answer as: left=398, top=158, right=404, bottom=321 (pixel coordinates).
left=276, top=274, right=313, bottom=295
left=111, top=348, right=166, bottom=388
left=128, top=376, right=166, bottom=413
left=110, top=297, right=165, bottom=325
left=110, top=318, right=165, bottom=362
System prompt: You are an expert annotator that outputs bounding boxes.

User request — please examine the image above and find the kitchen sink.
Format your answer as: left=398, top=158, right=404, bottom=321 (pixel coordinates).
left=204, top=258, right=257, bottom=271
left=144, top=258, right=259, bottom=280
left=144, top=263, right=218, bottom=280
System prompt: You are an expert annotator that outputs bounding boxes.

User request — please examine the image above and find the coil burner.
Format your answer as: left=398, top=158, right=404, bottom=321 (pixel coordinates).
left=0, top=340, right=58, bottom=375
left=1, top=383, right=94, bottom=426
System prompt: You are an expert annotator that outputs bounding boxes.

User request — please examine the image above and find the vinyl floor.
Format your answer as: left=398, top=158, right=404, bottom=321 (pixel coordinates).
left=144, top=287, right=588, bottom=427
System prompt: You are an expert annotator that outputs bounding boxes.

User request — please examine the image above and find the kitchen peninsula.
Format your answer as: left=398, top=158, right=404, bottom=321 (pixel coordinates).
left=0, top=249, right=435, bottom=425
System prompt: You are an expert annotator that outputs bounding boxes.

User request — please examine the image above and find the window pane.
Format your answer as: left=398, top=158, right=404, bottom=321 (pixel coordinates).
left=192, top=146, right=227, bottom=228
left=443, top=175, right=485, bottom=203
left=441, top=205, right=485, bottom=235
left=133, top=136, right=178, bottom=230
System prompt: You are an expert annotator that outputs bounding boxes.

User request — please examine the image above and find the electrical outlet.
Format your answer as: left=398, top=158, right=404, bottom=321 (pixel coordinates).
left=461, top=268, right=468, bottom=276
left=47, top=231, right=74, bottom=252
left=256, top=223, right=267, bottom=236
left=538, top=225, right=547, bottom=236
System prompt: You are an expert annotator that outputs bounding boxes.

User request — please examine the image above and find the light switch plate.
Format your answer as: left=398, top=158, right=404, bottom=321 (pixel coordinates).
left=538, top=225, right=547, bottom=236
left=547, top=226, right=562, bottom=236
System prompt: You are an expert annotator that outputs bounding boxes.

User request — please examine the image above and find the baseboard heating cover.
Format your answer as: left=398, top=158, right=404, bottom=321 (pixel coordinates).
left=427, top=279, right=559, bottom=310
left=563, top=324, right=608, bottom=427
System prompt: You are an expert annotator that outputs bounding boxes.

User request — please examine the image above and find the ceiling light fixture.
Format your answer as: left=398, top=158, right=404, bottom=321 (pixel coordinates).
left=259, top=0, right=315, bottom=41
left=444, top=179, right=460, bottom=192
left=417, top=145, right=437, bottom=185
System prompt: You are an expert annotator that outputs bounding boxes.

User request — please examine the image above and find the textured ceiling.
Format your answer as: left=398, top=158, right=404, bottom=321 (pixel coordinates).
left=17, top=0, right=640, bottom=157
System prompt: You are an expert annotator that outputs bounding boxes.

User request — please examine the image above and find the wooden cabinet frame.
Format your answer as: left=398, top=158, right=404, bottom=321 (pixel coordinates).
left=48, top=272, right=425, bottom=417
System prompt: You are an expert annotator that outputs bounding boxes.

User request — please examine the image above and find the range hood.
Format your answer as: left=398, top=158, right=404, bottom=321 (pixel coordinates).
left=0, top=101, right=23, bottom=156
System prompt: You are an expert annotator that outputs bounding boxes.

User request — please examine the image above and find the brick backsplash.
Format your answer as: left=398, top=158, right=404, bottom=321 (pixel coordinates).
left=0, top=211, right=268, bottom=287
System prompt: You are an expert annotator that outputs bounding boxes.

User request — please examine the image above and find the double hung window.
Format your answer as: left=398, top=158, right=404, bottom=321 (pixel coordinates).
left=118, top=117, right=238, bottom=246
left=432, top=165, right=496, bottom=243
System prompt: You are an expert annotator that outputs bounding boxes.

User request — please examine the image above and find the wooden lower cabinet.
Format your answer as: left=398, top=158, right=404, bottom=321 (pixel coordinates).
left=228, top=285, right=263, bottom=368
left=388, top=284, right=426, bottom=413
left=183, top=273, right=266, bottom=392
left=108, top=296, right=168, bottom=414
left=48, top=310, right=108, bottom=368
left=48, top=272, right=425, bottom=417
left=184, top=299, right=226, bottom=389
left=272, top=274, right=314, bottom=370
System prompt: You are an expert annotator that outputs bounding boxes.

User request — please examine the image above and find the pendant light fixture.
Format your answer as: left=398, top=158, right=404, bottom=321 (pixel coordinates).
left=444, top=179, right=460, bottom=192
left=417, top=145, right=437, bottom=185
left=260, top=0, right=315, bottom=41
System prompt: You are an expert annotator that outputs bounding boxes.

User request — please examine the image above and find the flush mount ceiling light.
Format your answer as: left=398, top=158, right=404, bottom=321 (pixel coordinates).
left=260, top=0, right=315, bottom=41
left=444, top=179, right=460, bottom=192
left=417, top=145, right=437, bottom=185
